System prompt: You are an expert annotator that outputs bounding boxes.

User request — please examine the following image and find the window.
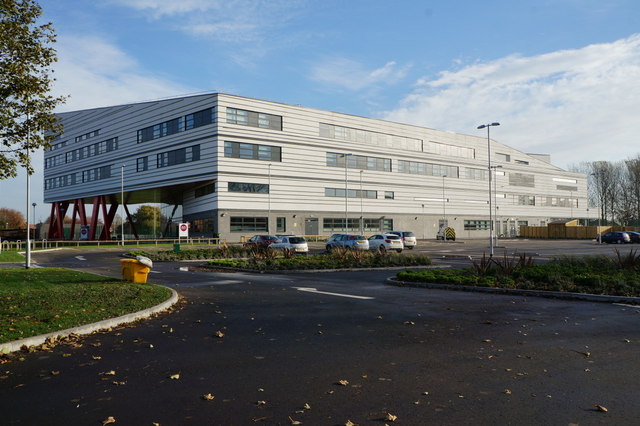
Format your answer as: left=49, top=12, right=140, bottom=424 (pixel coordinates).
left=157, top=145, right=200, bottom=168
left=397, top=160, right=459, bottom=178
left=384, top=191, right=394, bottom=200
left=75, top=129, right=100, bottom=143
left=495, top=153, right=511, bottom=162
left=509, top=172, right=535, bottom=187
left=322, top=218, right=361, bottom=232
left=277, top=217, right=286, bottom=233
left=326, top=152, right=391, bottom=172
left=324, top=188, right=376, bottom=198
left=136, top=157, right=148, bottom=172
left=463, top=168, right=487, bottom=180
left=227, top=107, right=282, bottom=130
left=517, top=195, right=535, bottom=206
left=185, top=108, right=214, bottom=130
left=557, top=185, right=578, bottom=191
left=195, top=183, right=215, bottom=198
left=82, top=165, right=112, bottom=183
left=228, top=182, right=269, bottom=193
left=230, top=217, right=268, bottom=232
left=224, top=141, right=281, bottom=162
left=464, top=220, right=490, bottom=230
left=515, top=159, right=529, bottom=165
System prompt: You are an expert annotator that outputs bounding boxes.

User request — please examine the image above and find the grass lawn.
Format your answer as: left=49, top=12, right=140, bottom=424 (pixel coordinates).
left=0, top=251, right=24, bottom=262
left=0, top=267, right=172, bottom=344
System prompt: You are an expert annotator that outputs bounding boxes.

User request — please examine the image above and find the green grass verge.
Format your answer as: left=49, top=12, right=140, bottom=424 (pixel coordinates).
left=396, top=255, right=640, bottom=297
left=0, top=251, right=24, bottom=262
left=0, top=267, right=172, bottom=344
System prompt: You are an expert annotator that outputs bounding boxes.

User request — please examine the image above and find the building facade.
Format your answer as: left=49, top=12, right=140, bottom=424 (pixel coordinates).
left=43, top=93, right=588, bottom=242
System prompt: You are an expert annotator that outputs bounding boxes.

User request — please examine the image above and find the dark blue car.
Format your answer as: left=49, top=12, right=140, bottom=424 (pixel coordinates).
left=599, top=232, right=631, bottom=244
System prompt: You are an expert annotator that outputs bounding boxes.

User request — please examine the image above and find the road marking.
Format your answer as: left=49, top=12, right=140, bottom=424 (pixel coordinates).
left=614, top=303, right=640, bottom=309
left=149, top=270, right=161, bottom=274
left=75, top=255, right=86, bottom=261
left=293, top=287, right=374, bottom=300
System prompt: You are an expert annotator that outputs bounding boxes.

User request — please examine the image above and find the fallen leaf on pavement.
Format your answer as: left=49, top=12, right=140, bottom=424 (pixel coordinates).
left=337, top=380, right=349, bottom=386
left=202, top=393, right=215, bottom=400
left=303, top=403, right=311, bottom=410
left=503, top=389, right=512, bottom=395
left=51, top=371, right=60, bottom=375
left=169, top=373, right=180, bottom=380
left=595, top=404, right=608, bottom=413
left=345, top=421, right=357, bottom=426
left=102, top=416, right=116, bottom=425
left=288, top=416, right=302, bottom=425
left=256, top=400, right=266, bottom=405
left=404, top=321, right=415, bottom=325
left=101, top=370, right=116, bottom=376
left=385, top=412, right=398, bottom=421
left=214, top=331, right=225, bottom=338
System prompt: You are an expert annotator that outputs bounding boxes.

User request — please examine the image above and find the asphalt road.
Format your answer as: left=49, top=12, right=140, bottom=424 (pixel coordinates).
left=2, top=243, right=639, bottom=425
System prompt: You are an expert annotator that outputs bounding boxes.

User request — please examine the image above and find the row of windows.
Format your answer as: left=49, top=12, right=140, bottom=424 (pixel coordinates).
left=136, top=145, right=201, bottom=172
left=228, top=216, right=394, bottom=233
left=137, top=108, right=214, bottom=143
left=47, top=140, right=67, bottom=151
left=464, top=220, right=490, bottom=230
left=397, top=160, right=459, bottom=178
left=324, top=188, right=378, bottom=199
left=322, top=218, right=394, bottom=233
left=320, top=123, right=422, bottom=152
left=228, top=182, right=269, bottom=193
left=557, top=185, right=578, bottom=191
left=509, top=172, right=535, bottom=187
left=44, top=165, right=112, bottom=189
left=224, top=141, right=281, bottom=162
left=226, top=107, right=282, bottom=130
left=75, top=129, right=100, bottom=143
left=45, top=137, right=118, bottom=169
left=326, top=152, right=391, bottom=172
left=424, top=141, right=475, bottom=159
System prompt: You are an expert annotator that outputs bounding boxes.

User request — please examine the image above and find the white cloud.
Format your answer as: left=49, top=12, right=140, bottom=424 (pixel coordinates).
left=53, top=35, right=194, bottom=111
left=310, top=58, right=410, bottom=92
left=383, top=34, right=640, bottom=168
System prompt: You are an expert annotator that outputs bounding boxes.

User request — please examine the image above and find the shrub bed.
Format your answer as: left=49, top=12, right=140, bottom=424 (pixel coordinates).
left=396, top=253, right=640, bottom=297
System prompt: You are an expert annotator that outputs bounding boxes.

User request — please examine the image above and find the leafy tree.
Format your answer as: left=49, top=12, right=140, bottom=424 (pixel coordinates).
left=0, top=0, right=66, bottom=179
left=0, top=207, right=26, bottom=228
left=131, top=205, right=165, bottom=235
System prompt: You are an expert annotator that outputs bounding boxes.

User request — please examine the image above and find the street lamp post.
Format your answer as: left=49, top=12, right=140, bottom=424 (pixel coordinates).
left=342, top=153, right=353, bottom=232
left=359, top=170, right=364, bottom=235
left=422, top=204, right=426, bottom=239
left=268, top=163, right=272, bottom=233
left=490, top=165, right=502, bottom=245
left=442, top=175, right=447, bottom=241
left=477, top=122, right=500, bottom=257
left=32, top=203, right=37, bottom=240
left=121, top=165, right=125, bottom=247
left=590, top=172, right=602, bottom=244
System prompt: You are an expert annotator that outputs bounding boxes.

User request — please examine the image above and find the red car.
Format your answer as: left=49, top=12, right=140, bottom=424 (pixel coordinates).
left=243, top=235, right=278, bottom=247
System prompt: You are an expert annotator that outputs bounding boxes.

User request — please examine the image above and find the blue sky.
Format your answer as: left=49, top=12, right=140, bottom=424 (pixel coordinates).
left=3, top=0, right=640, bottom=221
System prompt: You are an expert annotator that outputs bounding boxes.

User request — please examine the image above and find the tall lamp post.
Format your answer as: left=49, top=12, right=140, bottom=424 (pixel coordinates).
left=32, top=203, right=37, bottom=240
left=121, top=165, right=125, bottom=247
left=490, top=165, right=502, bottom=244
left=590, top=172, right=602, bottom=244
left=342, top=153, right=353, bottom=232
left=268, top=163, right=272, bottom=233
left=477, top=122, right=500, bottom=257
left=359, top=170, right=364, bottom=235
left=442, top=175, right=447, bottom=241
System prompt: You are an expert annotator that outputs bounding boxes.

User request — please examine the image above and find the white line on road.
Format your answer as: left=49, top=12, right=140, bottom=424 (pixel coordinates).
left=293, top=287, right=374, bottom=300
left=75, top=256, right=86, bottom=261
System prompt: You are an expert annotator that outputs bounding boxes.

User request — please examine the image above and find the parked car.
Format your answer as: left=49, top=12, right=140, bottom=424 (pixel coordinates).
left=243, top=235, right=278, bottom=247
left=368, top=234, right=403, bottom=253
left=389, top=231, right=417, bottom=249
left=326, top=233, right=369, bottom=251
left=269, top=235, right=309, bottom=253
left=624, top=231, right=640, bottom=243
left=599, top=231, right=631, bottom=244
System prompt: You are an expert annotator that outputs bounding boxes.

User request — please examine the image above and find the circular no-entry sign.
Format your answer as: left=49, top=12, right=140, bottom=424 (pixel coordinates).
left=180, top=224, right=188, bottom=232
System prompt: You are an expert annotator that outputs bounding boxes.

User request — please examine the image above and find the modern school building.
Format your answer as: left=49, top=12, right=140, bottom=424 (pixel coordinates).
left=43, top=93, right=588, bottom=242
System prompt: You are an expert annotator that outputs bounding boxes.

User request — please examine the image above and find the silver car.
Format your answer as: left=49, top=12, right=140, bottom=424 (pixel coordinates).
left=389, top=230, right=417, bottom=249
left=269, top=235, right=309, bottom=253
left=326, top=233, right=369, bottom=251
